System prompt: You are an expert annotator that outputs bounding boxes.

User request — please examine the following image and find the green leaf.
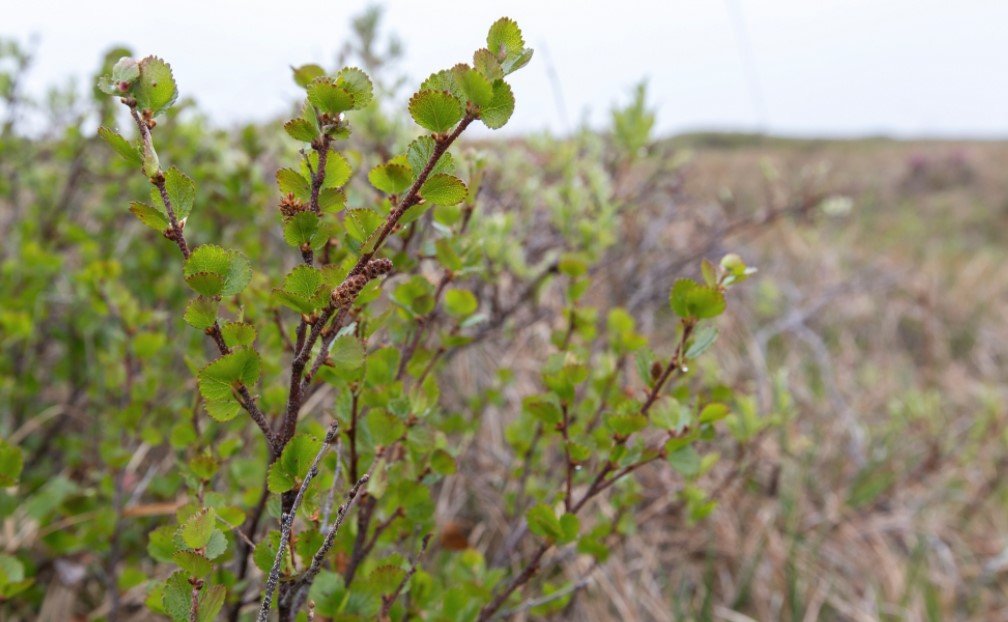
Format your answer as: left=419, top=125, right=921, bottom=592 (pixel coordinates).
left=318, top=187, right=346, bottom=213
left=364, top=565, right=406, bottom=596
left=526, top=504, right=563, bottom=542
left=274, top=265, right=328, bottom=313
left=337, top=67, right=373, bottom=109
left=473, top=48, right=504, bottom=81
left=501, top=48, right=534, bottom=76
left=699, top=403, right=730, bottom=424
left=134, top=56, right=178, bottom=115
left=368, top=159, right=414, bottom=195
left=98, top=126, right=141, bottom=165
left=443, top=288, right=478, bottom=317
left=172, top=551, right=213, bottom=578
left=567, top=442, right=591, bottom=463
left=0, top=554, right=29, bottom=598
left=344, top=208, right=384, bottom=244
left=522, top=394, right=561, bottom=425
left=430, top=449, right=456, bottom=475
left=204, top=530, right=228, bottom=560
left=669, top=279, right=726, bottom=319
left=292, top=64, right=326, bottom=88
left=701, top=258, right=718, bottom=286
left=282, top=211, right=320, bottom=248
left=453, top=65, right=493, bottom=107
left=408, top=90, right=464, bottom=134
left=147, top=525, right=178, bottom=563
left=267, top=433, right=321, bottom=493
left=606, top=413, right=648, bottom=437
left=180, top=508, right=214, bottom=549
left=0, top=439, right=23, bottom=487
left=668, top=446, right=701, bottom=476
left=558, top=513, right=580, bottom=544
left=129, top=201, right=168, bottom=231
left=368, top=412, right=405, bottom=446
left=481, top=80, right=515, bottom=130
left=185, top=272, right=225, bottom=297
left=405, top=136, right=455, bottom=178
left=284, top=117, right=317, bottom=142
left=277, top=168, right=311, bottom=200
left=198, top=348, right=261, bottom=402
left=328, top=334, right=364, bottom=371
left=163, top=166, right=196, bottom=221
left=162, top=572, right=191, bottom=622
left=221, top=321, right=256, bottom=348
left=685, top=325, right=718, bottom=359
left=487, top=17, right=525, bottom=56
left=197, top=584, right=226, bottom=622
left=108, top=56, right=140, bottom=89
left=558, top=253, right=588, bottom=277
left=205, top=400, right=241, bottom=422
left=308, top=78, right=356, bottom=115
left=420, top=70, right=462, bottom=98
left=183, top=245, right=252, bottom=297
left=419, top=174, right=467, bottom=206
left=391, top=276, right=436, bottom=316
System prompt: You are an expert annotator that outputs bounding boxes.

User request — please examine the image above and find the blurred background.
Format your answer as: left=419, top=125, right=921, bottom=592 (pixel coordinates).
left=3, top=1, right=1008, bottom=621
left=6, top=0, right=1008, bottom=137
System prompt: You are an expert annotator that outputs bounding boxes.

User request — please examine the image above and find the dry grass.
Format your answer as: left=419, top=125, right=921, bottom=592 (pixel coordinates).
left=451, top=137, right=1008, bottom=621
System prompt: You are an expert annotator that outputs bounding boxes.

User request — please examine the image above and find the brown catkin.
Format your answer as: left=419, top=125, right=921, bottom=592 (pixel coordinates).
left=330, top=274, right=368, bottom=307
left=330, top=259, right=392, bottom=307
left=363, top=257, right=393, bottom=279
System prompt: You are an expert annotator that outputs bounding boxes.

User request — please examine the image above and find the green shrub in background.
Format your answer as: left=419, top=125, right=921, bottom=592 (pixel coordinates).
left=1, top=15, right=761, bottom=621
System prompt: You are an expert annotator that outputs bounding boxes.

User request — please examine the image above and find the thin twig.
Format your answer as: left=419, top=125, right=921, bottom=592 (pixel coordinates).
left=284, top=470, right=372, bottom=614
left=379, top=534, right=431, bottom=620
left=257, top=422, right=339, bottom=622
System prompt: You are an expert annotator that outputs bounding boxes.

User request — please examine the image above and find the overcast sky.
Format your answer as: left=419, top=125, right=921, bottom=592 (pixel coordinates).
left=5, top=0, right=1007, bottom=138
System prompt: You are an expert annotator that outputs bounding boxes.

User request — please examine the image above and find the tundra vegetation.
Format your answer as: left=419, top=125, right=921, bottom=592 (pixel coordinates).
left=2, top=7, right=1007, bottom=622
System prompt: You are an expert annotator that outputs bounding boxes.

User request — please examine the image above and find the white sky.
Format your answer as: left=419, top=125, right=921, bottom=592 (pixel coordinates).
left=5, top=0, right=1008, bottom=138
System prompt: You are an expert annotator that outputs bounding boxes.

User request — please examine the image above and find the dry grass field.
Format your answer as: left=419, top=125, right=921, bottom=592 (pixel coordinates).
left=452, top=135, right=1008, bottom=621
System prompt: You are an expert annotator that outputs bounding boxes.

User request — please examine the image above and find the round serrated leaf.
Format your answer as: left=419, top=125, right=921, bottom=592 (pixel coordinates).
left=180, top=508, right=214, bottom=549
left=328, top=334, right=363, bottom=371
left=221, top=321, right=256, bottom=348
left=408, top=90, right=464, bottom=134
left=487, top=17, right=525, bottom=56
left=368, top=160, right=414, bottom=195
left=183, top=245, right=252, bottom=297
left=205, top=399, right=242, bottom=422
left=282, top=211, right=320, bottom=248
left=163, top=167, right=195, bottom=220
left=308, top=78, right=356, bottom=115
left=197, top=348, right=261, bottom=402
left=337, top=67, right=373, bottom=109
left=443, top=288, right=478, bottom=317
left=185, top=272, right=226, bottom=297
left=98, top=126, right=142, bottom=165
left=129, top=201, right=168, bottom=231
left=292, top=64, right=325, bottom=88
left=454, top=65, right=493, bottom=107
left=419, top=174, right=467, bottom=206
left=284, top=117, right=317, bottom=142
left=134, top=56, right=178, bottom=115
left=277, top=168, right=311, bottom=200
left=406, top=136, right=455, bottom=178
left=183, top=296, right=218, bottom=330
left=473, top=48, right=504, bottom=81
left=481, top=80, right=515, bottom=129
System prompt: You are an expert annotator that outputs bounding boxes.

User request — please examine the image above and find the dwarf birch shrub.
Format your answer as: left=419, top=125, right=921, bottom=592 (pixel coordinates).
left=0, top=16, right=762, bottom=622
